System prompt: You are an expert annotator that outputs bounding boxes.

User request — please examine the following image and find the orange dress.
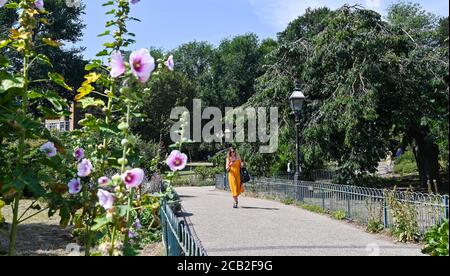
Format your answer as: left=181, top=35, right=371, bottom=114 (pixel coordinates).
left=228, top=159, right=244, bottom=197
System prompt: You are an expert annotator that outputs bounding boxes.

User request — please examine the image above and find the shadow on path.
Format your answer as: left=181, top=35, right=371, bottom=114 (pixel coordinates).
left=239, top=206, right=279, bottom=211
left=0, top=223, right=73, bottom=256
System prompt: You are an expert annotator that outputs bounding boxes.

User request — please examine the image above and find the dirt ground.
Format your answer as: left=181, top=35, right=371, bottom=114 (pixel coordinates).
left=0, top=199, right=163, bottom=256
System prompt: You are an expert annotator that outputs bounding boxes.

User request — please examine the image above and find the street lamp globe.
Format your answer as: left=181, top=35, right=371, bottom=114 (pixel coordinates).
left=289, top=84, right=305, bottom=114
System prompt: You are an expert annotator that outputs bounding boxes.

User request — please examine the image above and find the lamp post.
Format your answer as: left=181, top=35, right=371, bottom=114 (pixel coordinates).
left=289, top=82, right=306, bottom=200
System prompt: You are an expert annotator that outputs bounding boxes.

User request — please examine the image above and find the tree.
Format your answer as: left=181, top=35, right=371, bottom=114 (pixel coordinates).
left=248, top=5, right=448, bottom=186
left=437, top=17, right=449, bottom=46
left=1, top=0, right=87, bottom=104
left=134, top=70, right=196, bottom=145
left=387, top=1, right=438, bottom=45
left=386, top=2, right=449, bottom=184
left=277, top=7, right=332, bottom=43
left=214, top=33, right=266, bottom=109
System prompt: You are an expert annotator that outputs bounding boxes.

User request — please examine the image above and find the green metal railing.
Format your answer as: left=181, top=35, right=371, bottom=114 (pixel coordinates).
left=160, top=200, right=207, bottom=256
left=216, top=174, right=449, bottom=234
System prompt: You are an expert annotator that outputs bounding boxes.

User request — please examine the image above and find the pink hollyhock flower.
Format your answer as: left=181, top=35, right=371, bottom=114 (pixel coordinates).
left=121, top=168, right=144, bottom=189
left=97, top=189, right=114, bottom=210
left=110, top=51, right=125, bottom=78
left=68, top=178, right=81, bottom=195
left=77, top=159, right=93, bottom=177
left=165, top=55, right=174, bottom=71
left=129, top=49, right=155, bottom=83
left=98, top=176, right=111, bottom=186
left=34, top=0, right=44, bottom=10
left=0, top=0, right=7, bottom=8
left=40, top=141, right=57, bottom=157
left=166, top=150, right=188, bottom=171
left=73, top=147, right=84, bottom=161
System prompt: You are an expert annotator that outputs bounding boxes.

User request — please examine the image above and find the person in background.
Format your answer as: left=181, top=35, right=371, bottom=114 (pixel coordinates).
left=287, top=161, right=292, bottom=180
left=226, top=147, right=245, bottom=208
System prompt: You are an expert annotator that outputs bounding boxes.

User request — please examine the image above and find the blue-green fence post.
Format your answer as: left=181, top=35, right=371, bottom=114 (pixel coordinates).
left=322, top=187, right=325, bottom=209
left=346, top=187, right=351, bottom=218
left=383, top=198, right=389, bottom=228
left=444, top=195, right=449, bottom=220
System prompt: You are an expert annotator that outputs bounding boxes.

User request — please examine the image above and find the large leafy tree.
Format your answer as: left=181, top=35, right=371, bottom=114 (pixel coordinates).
left=214, top=33, right=267, bottom=108
left=0, top=0, right=87, bottom=104
left=247, top=5, right=448, bottom=186
left=134, top=71, right=196, bottom=145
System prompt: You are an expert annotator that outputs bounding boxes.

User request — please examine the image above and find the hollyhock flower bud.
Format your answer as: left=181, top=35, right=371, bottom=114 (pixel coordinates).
left=165, top=55, right=174, bottom=71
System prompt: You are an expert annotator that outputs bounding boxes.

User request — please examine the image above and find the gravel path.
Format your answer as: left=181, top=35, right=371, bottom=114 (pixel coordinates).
left=175, top=186, right=424, bottom=256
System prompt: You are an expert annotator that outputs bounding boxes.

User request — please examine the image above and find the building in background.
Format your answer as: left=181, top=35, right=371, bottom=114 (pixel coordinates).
left=44, top=103, right=80, bottom=132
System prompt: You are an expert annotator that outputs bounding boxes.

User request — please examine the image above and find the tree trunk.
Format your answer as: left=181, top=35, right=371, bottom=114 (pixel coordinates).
left=410, top=129, right=441, bottom=190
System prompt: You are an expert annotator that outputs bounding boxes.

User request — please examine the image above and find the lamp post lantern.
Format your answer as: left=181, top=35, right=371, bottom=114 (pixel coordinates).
left=289, top=82, right=306, bottom=200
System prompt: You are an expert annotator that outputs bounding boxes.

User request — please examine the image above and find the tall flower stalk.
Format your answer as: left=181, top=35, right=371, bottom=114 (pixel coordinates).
left=73, top=0, right=171, bottom=255
left=1, top=0, right=73, bottom=256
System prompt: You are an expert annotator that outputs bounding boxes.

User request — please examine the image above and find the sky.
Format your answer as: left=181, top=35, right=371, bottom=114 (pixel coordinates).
left=79, top=0, right=449, bottom=59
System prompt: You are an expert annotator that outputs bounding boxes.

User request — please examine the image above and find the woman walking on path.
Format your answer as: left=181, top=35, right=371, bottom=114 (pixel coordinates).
left=226, top=147, right=245, bottom=208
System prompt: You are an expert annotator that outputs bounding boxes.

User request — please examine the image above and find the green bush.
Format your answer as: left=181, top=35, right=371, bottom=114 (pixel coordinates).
left=194, top=166, right=223, bottom=180
left=367, top=220, right=385, bottom=234
left=297, top=203, right=327, bottom=214
left=282, top=197, right=295, bottom=205
left=386, top=190, right=420, bottom=242
left=394, top=150, right=418, bottom=175
left=332, top=210, right=347, bottom=220
left=422, top=220, right=449, bottom=256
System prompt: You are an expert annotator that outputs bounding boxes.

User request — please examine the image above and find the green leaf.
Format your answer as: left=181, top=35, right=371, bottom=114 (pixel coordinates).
left=59, top=206, right=71, bottom=228
left=36, top=54, right=53, bottom=67
left=105, top=20, right=116, bottom=27
left=102, top=1, right=114, bottom=6
left=38, top=106, right=67, bottom=119
left=79, top=97, right=106, bottom=109
left=97, top=30, right=111, bottom=37
left=91, top=217, right=109, bottom=231
left=0, top=39, right=11, bottom=49
left=105, top=9, right=115, bottom=15
left=96, top=50, right=109, bottom=57
left=48, top=72, right=72, bottom=91
left=0, top=54, right=8, bottom=68
left=129, top=17, right=141, bottom=22
left=0, top=77, right=25, bottom=94
left=78, top=114, right=101, bottom=129
left=123, top=244, right=139, bottom=256
left=47, top=94, right=68, bottom=111
left=4, top=2, right=19, bottom=9
left=99, top=126, right=118, bottom=135
left=103, top=42, right=116, bottom=48
left=28, top=90, right=45, bottom=99
left=85, top=60, right=102, bottom=71
left=42, top=38, right=62, bottom=48
left=116, top=205, right=130, bottom=217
